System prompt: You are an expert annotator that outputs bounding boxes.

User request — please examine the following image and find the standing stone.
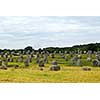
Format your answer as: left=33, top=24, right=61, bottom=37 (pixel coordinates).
left=65, top=51, right=67, bottom=54
left=93, top=51, right=100, bottom=67
left=0, top=52, right=3, bottom=57
left=10, top=57, right=13, bottom=62
left=43, top=54, right=48, bottom=63
left=5, top=53, right=8, bottom=58
left=28, top=55, right=32, bottom=63
left=38, top=59, right=45, bottom=67
left=35, top=53, right=40, bottom=63
left=87, top=57, right=92, bottom=62
left=3, top=55, right=7, bottom=60
left=11, top=52, right=14, bottom=55
left=76, top=59, right=82, bottom=66
left=24, top=58, right=29, bottom=66
left=84, top=51, right=87, bottom=54
left=20, top=54, right=23, bottom=62
left=40, top=53, right=44, bottom=58
left=60, top=53, right=65, bottom=59
left=70, top=51, right=74, bottom=57
left=93, top=51, right=97, bottom=54
left=77, top=54, right=81, bottom=59
left=52, top=60, right=58, bottom=65
left=10, top=52, right=12, bottom=57
left=22, top=51, right=24, bottom=55
left=26, top=50, right=30, bottom=55
left=51, top=53, right=55, bottom=58
left=31, top=51, right=34, bottom=57
left=19, top=51, right=22, bottom=54
left=64, top=56, right=68, bottom=61
left=0, top=60, right=2, bottom=66
left=73, top=54, right=81, bottom=61
left=47, top=51, right=50, bottom=56
left=8, top=57, right=10, bottom=62
left=54, top=51, right=56, bottom=55
left=87, top=51, right=92, bottom=57
left=16, top=57, right=19, bottom=62
left=77, top=50, right=82, bottom=54
left=96, top=54, right=100, bottom=61
left=93, top=60, right=99, bottom=66
left=59, top=51, right=61, bottom=54
left=4, top=59, right=8, bottom=67
left=70, top=57, right=75, bottom=65
left=36, top=57, right=39, bottom=63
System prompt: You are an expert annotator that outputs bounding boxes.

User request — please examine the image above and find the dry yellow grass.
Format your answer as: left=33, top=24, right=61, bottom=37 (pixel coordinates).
left=0, top=66, right=100, bottom=83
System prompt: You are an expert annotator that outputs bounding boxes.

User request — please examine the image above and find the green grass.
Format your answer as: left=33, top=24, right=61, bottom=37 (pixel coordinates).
left=0, top=53, right=100, bottom=83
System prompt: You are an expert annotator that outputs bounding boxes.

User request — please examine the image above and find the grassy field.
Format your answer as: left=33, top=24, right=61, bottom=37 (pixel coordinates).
left=0, top=53, right=100, bottom=83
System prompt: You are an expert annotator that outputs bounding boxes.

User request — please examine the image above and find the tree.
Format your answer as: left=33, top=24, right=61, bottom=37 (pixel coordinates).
left=24, top=46, right=33, bottom=52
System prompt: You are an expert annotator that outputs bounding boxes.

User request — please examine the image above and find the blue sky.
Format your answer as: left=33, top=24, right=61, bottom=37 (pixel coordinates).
left=0, top=16, right=100, bottom=49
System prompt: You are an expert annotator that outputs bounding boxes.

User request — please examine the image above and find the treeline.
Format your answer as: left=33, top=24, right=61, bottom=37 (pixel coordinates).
left=43, top=43, right=100, bottom=53
left=0, top=43, right=100, bottom=53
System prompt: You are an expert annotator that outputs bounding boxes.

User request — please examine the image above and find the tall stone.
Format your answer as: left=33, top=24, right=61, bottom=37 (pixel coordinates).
left=76, top=59, right=82, bottom=66
left=54, top=51, right=57, bottom=54
left=59, top=51, right=61, bottom=54
left=35, top=53, right=40, bottom=63
left=27, top=55, right=32, bottom=63
left=10, top=57, right=13, bottom=62
left=93, top=60, right=100, bottom=66
left=20, top=54, right=23, bottom=62
left=4, top=59, right=8, bottom=67
left=38, top=59, right=44, bottom=67
left=0, top=60, right=2, bottom=66
left=70, top=57, right=75, bottom=65
left=84, top=51, right=87, bottom=54
left=87, top=57, right=92, bottom=62
left=70, top=51, right=74, bottom=57
left=26, top=50, right=30, bottom=55
left=43, top=54, right=48, bottom=63
left=31, top=51, right=34, bottom=57
left=5, top=53, right=8, bottom=58
left=16, top=57, right=19, bottom=62
left=64, top=56, right=68, bottom=61
left=60, top=53, right=65, bottom=59
left=24, top=58, right=29, bottom=66
left=93, top=51, right=100, bottom=66
left=87, top=50, right=92, bottom=57
left=65, top=51, right=67, bottom=54
left=51, top=53, right=55, bottom=58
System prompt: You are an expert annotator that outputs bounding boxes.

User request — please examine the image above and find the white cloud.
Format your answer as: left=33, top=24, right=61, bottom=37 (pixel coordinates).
left=0, top=16, right=99, bottom=49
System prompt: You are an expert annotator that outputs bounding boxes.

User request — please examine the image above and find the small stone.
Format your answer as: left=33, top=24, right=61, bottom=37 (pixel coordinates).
left=39, top=67, right=44, bottom=71
left=14, top=65, right=19, bottom=69
left=0, top=65, right=7, bottom=70
left=50, top=65, right=60, bottom=71
left=82, top=67, right=91, bottom=71
left=49, top=60, right=61, bottom=71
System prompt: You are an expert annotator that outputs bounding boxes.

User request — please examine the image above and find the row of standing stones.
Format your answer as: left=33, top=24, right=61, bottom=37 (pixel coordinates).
left=0, top=50, right=100, bottom=71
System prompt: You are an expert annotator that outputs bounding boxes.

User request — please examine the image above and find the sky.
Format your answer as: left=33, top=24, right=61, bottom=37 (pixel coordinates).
left=0, top=16, right=100, bottom=49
